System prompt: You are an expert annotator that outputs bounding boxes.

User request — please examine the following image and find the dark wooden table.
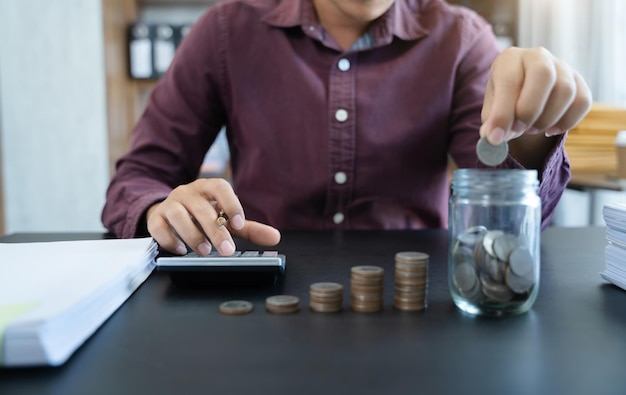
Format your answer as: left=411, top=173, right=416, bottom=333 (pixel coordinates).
left=1, top=227, right=624, bottom=395
left=569, top=171, right=626, bottom=192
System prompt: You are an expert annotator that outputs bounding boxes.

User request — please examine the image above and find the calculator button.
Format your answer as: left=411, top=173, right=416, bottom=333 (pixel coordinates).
left=262, top=251, right=278, bottom=257
left=241, top=251, right=260, bottom=257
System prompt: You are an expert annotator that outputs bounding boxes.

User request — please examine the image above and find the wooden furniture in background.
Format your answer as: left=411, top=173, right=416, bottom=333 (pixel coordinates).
left=565, top=103, right=626, bottom=174
left=102, top=0, right=140, bottom=177
left=101, top=0, right=219, bottom=177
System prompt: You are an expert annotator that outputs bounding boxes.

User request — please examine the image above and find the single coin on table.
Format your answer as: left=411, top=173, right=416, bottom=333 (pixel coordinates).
left=219, top=300, right=254, bottom=315
left=476, top=136, right=509, bottom=166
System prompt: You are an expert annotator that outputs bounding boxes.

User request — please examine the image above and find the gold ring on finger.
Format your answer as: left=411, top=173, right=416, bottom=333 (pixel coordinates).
left=216, top=210, right=229, bottom=226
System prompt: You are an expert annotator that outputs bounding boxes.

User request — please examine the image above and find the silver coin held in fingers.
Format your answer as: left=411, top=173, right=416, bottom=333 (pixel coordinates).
left=476, top=136, right=509, bottom=166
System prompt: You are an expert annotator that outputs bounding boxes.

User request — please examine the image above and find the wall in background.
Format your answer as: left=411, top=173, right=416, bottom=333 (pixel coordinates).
left=518, top=0, right=626, bottom=107
left=0, top=75, right=4, bottom=235
left=0, top=0, right=109, bottom=233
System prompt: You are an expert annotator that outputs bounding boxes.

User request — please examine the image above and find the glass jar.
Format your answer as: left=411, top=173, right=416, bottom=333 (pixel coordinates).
left=448, top=169, right=541, bottom=316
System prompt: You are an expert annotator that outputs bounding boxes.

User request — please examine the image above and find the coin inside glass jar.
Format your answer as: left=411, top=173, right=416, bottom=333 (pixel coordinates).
left=451, top=227, right=537, bottom=305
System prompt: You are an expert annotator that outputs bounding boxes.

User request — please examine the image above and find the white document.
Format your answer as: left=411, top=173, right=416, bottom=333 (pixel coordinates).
left=603, top=202, right=626, bottom=231
left=130, top=38, right=153, bottom=79
left=602, top=203, right=626, bottom=291
left=0, top=238, right=157, bottom=367
left=154, top=39, right=175, bottom=74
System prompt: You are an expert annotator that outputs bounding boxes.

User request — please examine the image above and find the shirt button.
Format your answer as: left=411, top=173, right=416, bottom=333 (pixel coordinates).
left=334, top=171, right=347, bottom=184
left=333, top=212, right=345, bottom=224
left=338, top=58, right=351, bottom=71
left=308, top=25, right=315, bottom=31
left=335, top=109, right=348, bottom=122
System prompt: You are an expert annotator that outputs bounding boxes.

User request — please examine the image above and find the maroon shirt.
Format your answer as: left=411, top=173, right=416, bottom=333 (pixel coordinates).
left=102, top=0, right=570, bottom=238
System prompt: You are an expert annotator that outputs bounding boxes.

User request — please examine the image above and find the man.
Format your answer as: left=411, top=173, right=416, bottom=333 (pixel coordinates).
left=102, top=0, right=591, bottom=257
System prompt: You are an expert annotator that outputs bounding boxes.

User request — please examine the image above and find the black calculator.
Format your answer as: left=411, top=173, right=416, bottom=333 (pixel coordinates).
left=156, top=250, right=286, bottom=287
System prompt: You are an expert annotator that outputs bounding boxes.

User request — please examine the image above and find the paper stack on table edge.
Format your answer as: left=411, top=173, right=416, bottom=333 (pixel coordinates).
left=601, top=203, right=626, bottom=291
left=0, top=237, right=157, bottom=367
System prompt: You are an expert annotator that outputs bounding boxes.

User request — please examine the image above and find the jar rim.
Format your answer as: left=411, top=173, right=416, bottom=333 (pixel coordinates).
left=452, top=168, right=539, bottom=189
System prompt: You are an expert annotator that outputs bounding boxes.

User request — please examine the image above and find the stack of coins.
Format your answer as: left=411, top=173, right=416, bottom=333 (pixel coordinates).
left=265, top=295, right=300, bottom=314
left=451, top=226, right=536, bottom=305
left=394, top=252, right=429, bottom=311
left=350, top=266, right=384, bottom=313
left=309, top=282, right=344, bottom=313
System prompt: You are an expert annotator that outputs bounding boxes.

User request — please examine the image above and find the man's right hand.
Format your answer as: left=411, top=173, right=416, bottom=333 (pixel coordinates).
left=146, top=178, right=281, bottom=256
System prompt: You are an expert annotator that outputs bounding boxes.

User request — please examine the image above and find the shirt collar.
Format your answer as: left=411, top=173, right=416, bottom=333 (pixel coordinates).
left=261, top=0, right=317, bottom=28
left=262, top=0, right=429, bottom=43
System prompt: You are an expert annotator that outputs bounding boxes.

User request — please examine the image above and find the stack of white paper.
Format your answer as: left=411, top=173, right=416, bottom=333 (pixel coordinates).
left=602, top=203, right=626, bottom=290
left=0, top=237, right=157, bottom=367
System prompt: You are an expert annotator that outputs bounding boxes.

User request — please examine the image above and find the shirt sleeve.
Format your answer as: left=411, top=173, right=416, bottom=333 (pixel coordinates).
left=101, top=7, right=228, bottom=238
left=447, top=19, right=571, bottom=230
left=534, top=134, right=571, bottom=229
